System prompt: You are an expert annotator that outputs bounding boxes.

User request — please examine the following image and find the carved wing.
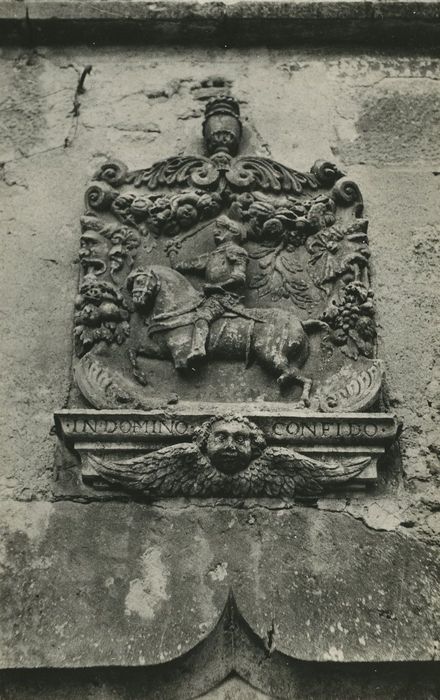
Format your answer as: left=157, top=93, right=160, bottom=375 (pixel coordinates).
left=258, top=447, right=371, bottom=497
left=125, top=156, right=219, bottom=189
left=86, top=443, right=208, bottom=497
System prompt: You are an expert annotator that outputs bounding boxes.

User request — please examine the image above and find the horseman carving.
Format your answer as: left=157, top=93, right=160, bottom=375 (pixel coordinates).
left=171, top=215, right=252, bottom=363
left=78, top=94, right=374, bottom=410
left=126, top=261, right=327, bottom=404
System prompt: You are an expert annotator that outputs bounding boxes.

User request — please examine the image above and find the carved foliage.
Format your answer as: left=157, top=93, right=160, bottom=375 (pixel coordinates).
left=307, top=219, right=370, bottom=293
left=84, top=169, right=368, bottom=318
left=110, top=189, right=223, bottom=246
left=74, top=96, right=377, bottom=408
left=74, top=276, right=131, bottom=357
left=94, top=156, right=345, bottom=197
left=242, top=194, right=335, bottom=306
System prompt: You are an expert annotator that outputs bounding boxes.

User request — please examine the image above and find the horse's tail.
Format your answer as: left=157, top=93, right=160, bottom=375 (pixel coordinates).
left=302, top=319, right=329, bottom=334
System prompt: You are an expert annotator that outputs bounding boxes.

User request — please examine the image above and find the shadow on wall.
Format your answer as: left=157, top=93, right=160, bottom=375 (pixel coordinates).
left=0, top=593, right=439, bottom=699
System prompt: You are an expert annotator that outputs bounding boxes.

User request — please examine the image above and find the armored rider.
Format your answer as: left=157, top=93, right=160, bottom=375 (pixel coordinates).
left=173, top=215, right=250, bottom=363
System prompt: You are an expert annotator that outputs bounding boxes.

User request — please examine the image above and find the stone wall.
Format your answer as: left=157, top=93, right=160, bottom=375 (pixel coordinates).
left=0, top=39, right=439, bottom=698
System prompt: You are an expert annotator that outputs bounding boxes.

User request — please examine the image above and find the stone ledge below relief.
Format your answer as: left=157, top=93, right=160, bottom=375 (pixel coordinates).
left=55, top=407, right=398, bottom=499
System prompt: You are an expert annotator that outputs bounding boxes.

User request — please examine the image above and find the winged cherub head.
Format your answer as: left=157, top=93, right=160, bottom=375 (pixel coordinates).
left=195, top=415, right=266, bottom=475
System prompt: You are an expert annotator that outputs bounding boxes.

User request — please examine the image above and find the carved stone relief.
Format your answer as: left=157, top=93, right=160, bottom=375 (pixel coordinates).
left=55, top=96, right=398, bottom=499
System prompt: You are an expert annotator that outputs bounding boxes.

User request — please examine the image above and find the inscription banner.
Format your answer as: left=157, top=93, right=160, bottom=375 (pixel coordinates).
left=56, top=408, right=398, bottom=447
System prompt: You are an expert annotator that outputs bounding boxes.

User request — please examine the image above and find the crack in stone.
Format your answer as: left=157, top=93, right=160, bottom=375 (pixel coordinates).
left=356, top=75, right=440, bottom=89
left=64, top=64, right=92, bottom=149
left=5, top=492, right=440, bottom=544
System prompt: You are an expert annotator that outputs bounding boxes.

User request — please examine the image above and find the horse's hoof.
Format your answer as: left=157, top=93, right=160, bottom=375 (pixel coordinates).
left=296, top=398, right=311, bottom=409
left=277, top=374, right=294, bottom=392
left=187, top=351, right=206, bottom=365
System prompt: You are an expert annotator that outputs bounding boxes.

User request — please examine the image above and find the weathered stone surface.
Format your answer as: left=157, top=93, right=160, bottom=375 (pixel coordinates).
left=0, top=501, right=439, bottom=668
left=338, top=80, right=440, bottom=165
left=0, top=45, right=439, bottom=688
left=1, top=46, right=439, bottom=532
left=2, top=0, right=440, bottom=46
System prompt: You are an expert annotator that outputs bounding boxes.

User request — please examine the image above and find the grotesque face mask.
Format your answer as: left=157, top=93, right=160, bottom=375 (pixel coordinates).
left=206, top=419, right=254, bottom=474
left=79, top=231, right=108, bottom=275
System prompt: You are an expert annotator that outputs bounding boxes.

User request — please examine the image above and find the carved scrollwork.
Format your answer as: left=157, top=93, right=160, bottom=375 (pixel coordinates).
left=75, top=355, right=132, bottom=409
left=312, top=360, right=384, bottom=412
left=94, top=159, right=129, bottom=187
left=121, top=155, right=347, bottom=197
left=225, top=156, right=316, bottom=193
left=190, top=160, right=224, bottom=188
left=126, top=156, right=219, bottom=190
left=85, top=181, right=117, bottom=212
left=310, top=159, right=345, bottom=186
left=331, top=177, right=364, bottom=215
left=220, top=157, right=343, bottom=195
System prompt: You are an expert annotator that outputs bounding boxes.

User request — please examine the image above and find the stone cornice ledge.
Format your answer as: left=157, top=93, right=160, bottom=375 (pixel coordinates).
left=1, top=0, right=440, bottom=45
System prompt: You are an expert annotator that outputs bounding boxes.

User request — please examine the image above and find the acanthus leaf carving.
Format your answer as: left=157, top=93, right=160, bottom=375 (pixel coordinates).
left=306, top=218, right=370, bottom=294
left=125, top=155, right=220, bottom=190
left=226, top=156, right=318, bottom=193
left=94, top=155, right=345, bottom=197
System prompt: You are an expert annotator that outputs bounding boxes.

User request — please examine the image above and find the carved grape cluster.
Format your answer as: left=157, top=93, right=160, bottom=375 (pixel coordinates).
left=322, top=282, right=376, bottom=360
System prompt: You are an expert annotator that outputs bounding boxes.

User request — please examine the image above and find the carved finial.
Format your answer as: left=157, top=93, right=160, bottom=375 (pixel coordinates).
left=203, top=95, right=242, bottom=157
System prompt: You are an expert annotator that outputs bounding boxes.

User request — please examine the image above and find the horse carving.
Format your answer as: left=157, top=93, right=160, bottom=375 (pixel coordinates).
left=126, top=266, right=326, bottom=403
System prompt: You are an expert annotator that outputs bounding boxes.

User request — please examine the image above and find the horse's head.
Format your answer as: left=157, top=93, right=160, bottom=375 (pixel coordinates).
left=126, top=267, right=160, bottom=311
